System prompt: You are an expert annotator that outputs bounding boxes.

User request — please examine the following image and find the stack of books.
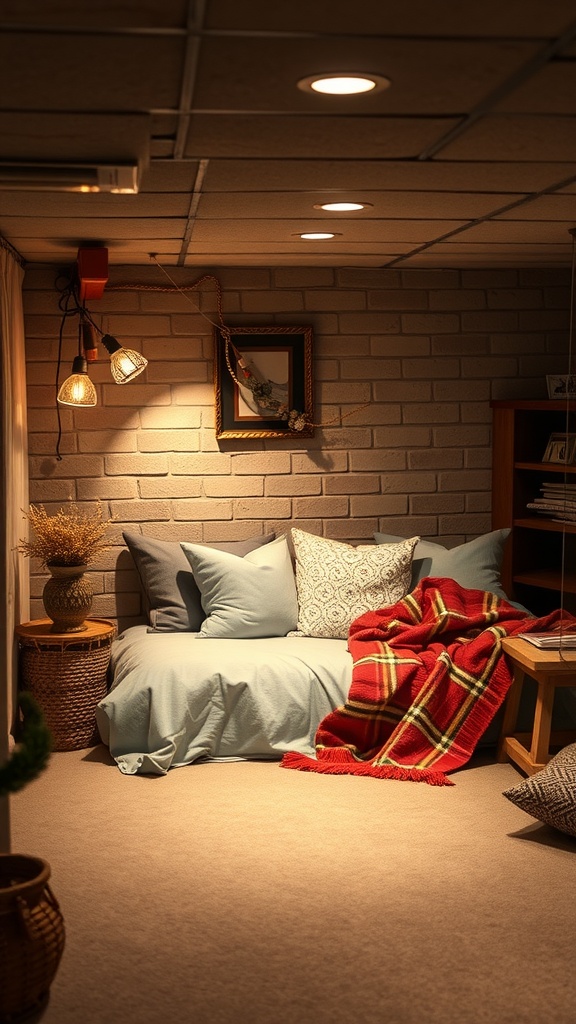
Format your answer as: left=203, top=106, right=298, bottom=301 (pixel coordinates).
left=527, top=481, right=576, bottom=523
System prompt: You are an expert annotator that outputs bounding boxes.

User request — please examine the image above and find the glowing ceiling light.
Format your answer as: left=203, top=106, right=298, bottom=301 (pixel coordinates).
left=299, top=232, right=336, bottom=240
left=297, top=73, right=390, bottom=96
left=315, top=202, right=370, bottom=212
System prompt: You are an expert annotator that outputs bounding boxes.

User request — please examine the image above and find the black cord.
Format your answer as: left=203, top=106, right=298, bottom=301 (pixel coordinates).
left=54, top=268, right=99, bottom=459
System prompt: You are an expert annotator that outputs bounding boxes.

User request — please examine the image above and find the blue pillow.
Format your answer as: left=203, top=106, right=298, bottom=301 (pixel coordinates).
left=180, top=535, right=298, bottom=639
left=123, top=530, right=275, bottom=632
left=373, top=529, right=511, bottom=597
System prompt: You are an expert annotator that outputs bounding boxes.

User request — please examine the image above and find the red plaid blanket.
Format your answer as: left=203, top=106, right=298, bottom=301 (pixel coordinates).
left=282, top=577, right=572, bottom=786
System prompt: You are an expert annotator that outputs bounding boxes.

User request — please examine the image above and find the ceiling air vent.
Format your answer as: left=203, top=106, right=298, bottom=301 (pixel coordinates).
left=0, top=163, right=139, bottom=193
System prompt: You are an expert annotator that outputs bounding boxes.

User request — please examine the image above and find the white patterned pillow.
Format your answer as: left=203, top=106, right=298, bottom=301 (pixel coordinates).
left=503, top=743, right=576, bottom=838
left=290, top=529, right=419, bottom=639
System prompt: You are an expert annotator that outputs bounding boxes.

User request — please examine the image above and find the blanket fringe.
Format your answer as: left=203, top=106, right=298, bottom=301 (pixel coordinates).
left=280, top=751, right=453, bottom=786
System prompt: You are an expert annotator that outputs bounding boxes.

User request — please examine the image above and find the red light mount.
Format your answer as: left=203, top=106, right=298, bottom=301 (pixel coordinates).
left=77, top=247, right=108, bottom=300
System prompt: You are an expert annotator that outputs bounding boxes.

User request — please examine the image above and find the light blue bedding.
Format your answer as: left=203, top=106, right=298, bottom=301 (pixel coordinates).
left=96, top=626, right=352, bottom=775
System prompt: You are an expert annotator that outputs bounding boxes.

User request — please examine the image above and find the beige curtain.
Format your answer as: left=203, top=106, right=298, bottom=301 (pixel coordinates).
left=0, top=238, right=29, bottom=853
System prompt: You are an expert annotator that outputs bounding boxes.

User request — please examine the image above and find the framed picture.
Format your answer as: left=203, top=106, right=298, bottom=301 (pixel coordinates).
left=542, top=432, right=576, bottom=464
left=214, top=325, right=314, bottom=439
left=546, top=374, right=576, bottom=400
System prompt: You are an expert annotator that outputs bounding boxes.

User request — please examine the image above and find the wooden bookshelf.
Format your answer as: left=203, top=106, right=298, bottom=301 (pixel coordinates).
left=491, top=399, right=576, bottom=615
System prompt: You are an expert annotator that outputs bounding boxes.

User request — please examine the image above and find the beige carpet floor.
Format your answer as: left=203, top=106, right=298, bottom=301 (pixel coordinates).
left=8, top=745, right=576, bottom=1024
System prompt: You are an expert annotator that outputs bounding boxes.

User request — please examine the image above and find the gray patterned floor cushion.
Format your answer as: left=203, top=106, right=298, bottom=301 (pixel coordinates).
left=503, top=743, right=576, bottom=838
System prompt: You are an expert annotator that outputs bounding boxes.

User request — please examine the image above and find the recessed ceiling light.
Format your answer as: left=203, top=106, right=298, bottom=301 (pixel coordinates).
left=299, top=232, right=338, bottom=240
left=314, top=202, right=371, bottom=212
left=297, top=73, right=390, bottom=96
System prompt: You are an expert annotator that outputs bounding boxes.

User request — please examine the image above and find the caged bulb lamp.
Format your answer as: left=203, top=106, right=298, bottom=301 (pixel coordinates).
left=100, top=333, right=148, bottom=384
left=57, top=355, right=97, bottom=407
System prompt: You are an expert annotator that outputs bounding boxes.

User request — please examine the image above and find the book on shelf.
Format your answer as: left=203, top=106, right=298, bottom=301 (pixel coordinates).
left=516, top=632, right=576, bottom=649
left=526, top=502, right=576, bottom=521
left=541, top=481, right=576, bottom=492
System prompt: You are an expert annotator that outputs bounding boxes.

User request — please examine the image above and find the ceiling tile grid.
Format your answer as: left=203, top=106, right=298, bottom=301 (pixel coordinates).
left=0, top=0, right=575, bottom=268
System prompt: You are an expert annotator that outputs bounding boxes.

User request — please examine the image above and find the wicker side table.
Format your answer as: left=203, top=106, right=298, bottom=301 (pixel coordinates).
left=15, top=618, right=116, bottom=751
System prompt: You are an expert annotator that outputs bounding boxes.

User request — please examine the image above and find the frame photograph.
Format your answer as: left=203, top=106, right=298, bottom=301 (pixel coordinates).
left=214, top=325, right=314, bottom=439
left=546, top=374, right=576, bottom=400
left=542, top=432, right=576, bottom=464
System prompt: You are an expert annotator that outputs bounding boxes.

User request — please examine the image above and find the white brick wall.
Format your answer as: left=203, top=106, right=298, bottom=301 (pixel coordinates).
left=22, top=264, right=570, bottom=629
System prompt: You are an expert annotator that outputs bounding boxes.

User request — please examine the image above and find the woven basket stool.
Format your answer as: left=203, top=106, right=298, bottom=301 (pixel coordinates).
left=0, top=854, right=65, bottom=1023
left=15, top=618, right=116, bottom=751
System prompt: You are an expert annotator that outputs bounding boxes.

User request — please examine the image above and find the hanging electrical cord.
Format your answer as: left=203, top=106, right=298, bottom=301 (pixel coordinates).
left=105, top=255, right=370, bottom=430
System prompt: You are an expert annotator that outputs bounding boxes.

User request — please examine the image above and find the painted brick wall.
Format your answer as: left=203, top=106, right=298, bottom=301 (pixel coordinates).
left=22, top=264, right=570, bottom=629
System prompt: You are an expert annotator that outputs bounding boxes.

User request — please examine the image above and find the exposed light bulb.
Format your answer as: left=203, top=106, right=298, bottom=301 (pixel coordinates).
left=110, top=347, right=148, bottom=384
left=100, top=334, right=148, bottom=383
left=57, top=356, right=97, bottom=407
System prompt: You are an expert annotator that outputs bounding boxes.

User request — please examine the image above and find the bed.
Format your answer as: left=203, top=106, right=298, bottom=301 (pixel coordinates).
left=97, top=526, right=575, bottom=777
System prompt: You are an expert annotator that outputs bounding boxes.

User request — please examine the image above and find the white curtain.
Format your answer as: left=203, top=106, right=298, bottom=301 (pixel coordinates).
left=0, top=238, right=29, bottom=853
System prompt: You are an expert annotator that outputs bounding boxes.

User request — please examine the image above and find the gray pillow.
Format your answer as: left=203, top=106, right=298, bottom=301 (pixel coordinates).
left=180, top=535, right=298, bottom=639
left=503, top=743, right=576, bottom=837
left=123, top=530, right=275, bottom=632
left=373, top=528, right=511, bottom=597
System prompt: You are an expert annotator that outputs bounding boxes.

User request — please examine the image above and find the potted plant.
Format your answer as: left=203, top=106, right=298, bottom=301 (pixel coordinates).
left=0, top=693, right=65, bottom=1022
left=19, top=502, right=111, bottom=633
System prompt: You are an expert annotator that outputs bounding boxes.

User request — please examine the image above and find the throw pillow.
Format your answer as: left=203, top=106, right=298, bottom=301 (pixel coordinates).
left=290, top=529, right=418, bottom=640
left=503, top=743, right=576, bottom=837
left=123, top=531, right=275, bottom=632
left=180, top=534, right=298, bottom=639
left=373, top=528, right=511, bottom=597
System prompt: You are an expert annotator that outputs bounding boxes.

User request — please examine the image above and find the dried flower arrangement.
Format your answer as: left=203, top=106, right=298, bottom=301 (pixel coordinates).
left=19, top=503, right=112, bottom=568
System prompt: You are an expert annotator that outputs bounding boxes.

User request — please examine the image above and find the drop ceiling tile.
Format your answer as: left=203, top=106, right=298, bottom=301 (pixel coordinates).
left=0, top=192, right=190, bottom=217
left=427, top=242, right=573, bottom=254
left=183, top=115, right=458, bottom=159
left=185, top=241, right=415, bottom=254
left=0, top=35, right=185, bottom=111
left=5, top=217, right=186, bottom=239
left=0, top=112, right=149, bottom=164
left=1, top=1, right=189, bottom=29
left=438, top=115, right=576, bottom=161
left=6, top=237, right=181, bottom=261
left=454, top=220, right=574, bottom=243
left=184, top=253, right=398, bottom=266
left=140, top=162, right=200, bottom=192
left=495, top=194, right=576, bottom=219
left=190, top=219, right=465, bottom=243
left=204, top=0, right=576, bottom=38
left=196, top=191, right=518, bottom=220
left=151, top=139, right=178, bottom=159
left=494, top=63, right=576, bottom=114
left=192, top=37, right=537, bottom=114
left=397, top=253, right=570, bottom=267
left=202, top=159, right=576, bottom=195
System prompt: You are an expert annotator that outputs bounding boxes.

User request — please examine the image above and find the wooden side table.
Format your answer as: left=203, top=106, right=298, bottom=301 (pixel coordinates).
left=15, top=618, right=116, bottom=751
left=498, top=636, right=576, bottom=776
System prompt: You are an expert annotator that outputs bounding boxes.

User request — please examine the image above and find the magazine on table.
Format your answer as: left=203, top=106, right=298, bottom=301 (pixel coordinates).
left=516, top=632, right=576, bottom=649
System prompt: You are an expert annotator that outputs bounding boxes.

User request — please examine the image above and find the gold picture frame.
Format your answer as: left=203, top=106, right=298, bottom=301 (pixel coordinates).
left=214, top=325, right=314, bottom=439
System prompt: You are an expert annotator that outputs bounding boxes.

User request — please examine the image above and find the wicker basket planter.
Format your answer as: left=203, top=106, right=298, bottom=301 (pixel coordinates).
left=0, top=854, right=65, bottom=1023
left=15, top=619, right=116, bottom=751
